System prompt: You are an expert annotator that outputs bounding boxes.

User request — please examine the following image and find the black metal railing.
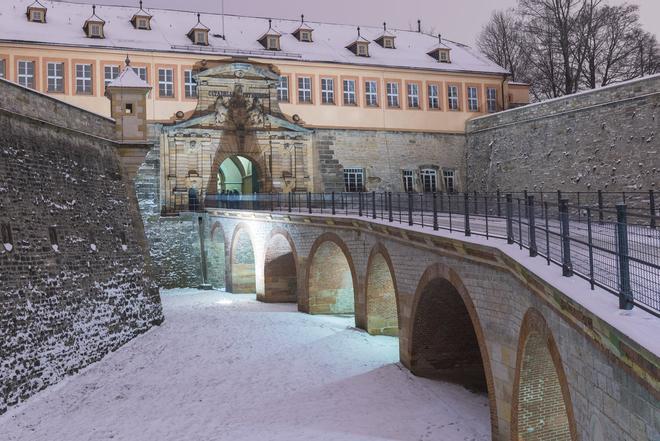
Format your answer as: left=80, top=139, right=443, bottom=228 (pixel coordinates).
left=202, top=190, right=660, bottom=316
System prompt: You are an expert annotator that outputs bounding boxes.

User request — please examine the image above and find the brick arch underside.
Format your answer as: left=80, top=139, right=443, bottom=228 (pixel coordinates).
left=230, top=227, right=256, bottom=293
left=262, top=233, right=297, bottom=303
left=410, top=277, right=487, bottom=392
left=208, top=222, right=226, bottom=289
left=307, top=239, right=355, bottom=315
left=365, top=251, right=399, bottom=336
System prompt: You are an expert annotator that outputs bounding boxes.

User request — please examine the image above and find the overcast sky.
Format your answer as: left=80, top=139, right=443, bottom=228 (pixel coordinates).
left=61, top=0, right=659, bottom=46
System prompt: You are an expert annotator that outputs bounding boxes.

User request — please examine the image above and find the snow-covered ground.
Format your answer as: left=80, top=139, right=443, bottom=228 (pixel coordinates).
left=0, top=289, right=490, bottom=441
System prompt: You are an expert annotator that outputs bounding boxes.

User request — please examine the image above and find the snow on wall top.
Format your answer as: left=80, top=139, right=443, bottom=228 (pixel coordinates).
left=0, top=0, right=510, bottom=76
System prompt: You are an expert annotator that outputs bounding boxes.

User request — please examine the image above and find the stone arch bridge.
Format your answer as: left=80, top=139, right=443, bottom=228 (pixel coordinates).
left=204, top=208, right=659, bottom=441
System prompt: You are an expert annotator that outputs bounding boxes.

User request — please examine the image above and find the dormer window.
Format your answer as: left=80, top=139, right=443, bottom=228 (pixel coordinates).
left=439, top=50, right=450, bottom=62
left=258, top=19, right=282, bottom=51
left=130, top=1, right=152, bottom=30
left=292, top=14, right=314, bottom=42
left=346, top=27, right=370, bottom=57
left=187, top=13, right=210, bottom=46
left=375, top=23, right=396, bottom=49
left=26, top=1, right=47, bottom=23
left=427, top=35, right=451, bottom=63
left=83, top=6, right=106, bottom=39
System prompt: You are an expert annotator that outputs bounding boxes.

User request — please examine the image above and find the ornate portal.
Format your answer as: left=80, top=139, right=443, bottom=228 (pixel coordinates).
left=160, top=60, right=313, bottom=212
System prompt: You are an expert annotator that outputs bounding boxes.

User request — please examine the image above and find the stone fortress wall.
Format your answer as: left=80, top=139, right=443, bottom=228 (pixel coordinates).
left=0, top=79, right=163, bottom=414
left=465, top=75, right=660, bottom=195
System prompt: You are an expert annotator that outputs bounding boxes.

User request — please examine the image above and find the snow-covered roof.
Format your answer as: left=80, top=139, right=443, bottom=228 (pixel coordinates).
left=0, top=0, right=510, bottom=76
left=106, top=63, right=150, bottom=89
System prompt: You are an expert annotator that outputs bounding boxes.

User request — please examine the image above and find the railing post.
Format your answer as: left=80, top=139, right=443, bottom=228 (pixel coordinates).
left=598, top=189, right=604, bottom=224
left=523, top=189, right=528, bottom=218
left=388, top=192, right=393, bottom=222
left=372, top=191, right=377, bottom=219
left=331, top=191, right=336, bottom=215
left=408, top=192, right=413, bottom=226
left=464, top=192, right=471, bottom=236
left=473, top=190, right=478, bottom=213
left=650, top=190, right=656, bottom=229
left=506, top=193, right=514, bottom=244
left=559, top=198, right=573, bottom=277
left=528, top=195, right=537, bottom=257
left=288, top=192, right=292, bottom=213
left=307, top=192, right=312, bottom=213
left=439, top=191, right=444, bottom=213
left=432, top=192, right=438, bottom=231
left=270, top=192, right=273, bottom=211
left=586, top=207, right=595, bottom=290
left=358, top=191, right=363, bottom=216
left=496, top=189, right=501, bottom=217
left=616, top=204, right=634, bottom=310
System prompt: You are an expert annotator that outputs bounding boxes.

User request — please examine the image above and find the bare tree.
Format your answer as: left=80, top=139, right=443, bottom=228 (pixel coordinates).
left=477, top=9, right=529, bottom=82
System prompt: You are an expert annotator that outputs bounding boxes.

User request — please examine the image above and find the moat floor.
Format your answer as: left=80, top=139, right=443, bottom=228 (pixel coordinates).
left=1, top=289, right=490, bottom=441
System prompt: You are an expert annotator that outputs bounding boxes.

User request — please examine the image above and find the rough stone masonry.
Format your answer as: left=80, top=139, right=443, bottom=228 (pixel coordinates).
left=0, top=79, right=163, bottom=414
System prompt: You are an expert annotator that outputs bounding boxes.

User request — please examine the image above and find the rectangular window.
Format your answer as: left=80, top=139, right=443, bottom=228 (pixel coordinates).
left=17, top=60, right=35, bottom=89
left=443, top=170, right=456, bottom=193
left=321, top=78, right=335, bottom=104
left=487, top=87, right=497, bottom=113
left=90, top=24, right=102, bottom=37
left=184, top=70, right=197, bottom=98
left=298, top=76, right=312, bottom=103
left=343, top=79, right=356, bottom=105
left=47, top=62, right=64, bottom=93
left=357, top=44, right=368, bottom=56
left=300, top=31, right=312, bottom=42
left=75, top=63, right=92, bottom=94
left=365, top=80, right=378, bottom=106
left=407, top=83, right=420, bottom=109
left=158, top=68, right=174, bottom=97
left=386, top=82, right=399, bottom=108
left=428, top=84, right=439, bottom=109
left=448, top=85, right=459, bottom=111
left=344, top=168, right=364, bottom=193
left=104, top=65, right=119, bottom=87
left=267, top=36, right=279, bottom=50
left=421, top=169, right=437, bottom=193
left=402, top=170, right=414, bottom=193
left=277, top=76, right=289, bottom=102
left=137, top=18, right=148, bottom=29
left=134, top=67, right=147, bottom=82
left=0, top=59, right=6, bottom=78
left=468, top=86, right=479, bottom=112
left=195, top=31, right=207, bottom=45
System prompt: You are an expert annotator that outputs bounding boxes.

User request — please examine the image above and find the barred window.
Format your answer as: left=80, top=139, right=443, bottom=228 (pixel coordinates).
left=298, top=76, right=312, bottom=103
left=104, top=65, right=119, bottom=87
left=402, top=170, right=414, bottom=193
left=158, top=68, right=174, bottom=97
left=428, top=84, right=439, bottom=109
left=443, top=170, right=456, bottom=193
left=365, top=80, right=378, bottom=106
left=407, top=83, right=419, bottom=108
left=421, top=169, right=437, bottom=193
left=76, top=64, right=93, bottom=94
left=321, top=78, right=335, bottom=104
left=277, top=76, right=289, bottom=102
left=47, top=62, right=64, bottom=93
left=448, top=85, right=459, bottom=110
left=17, top=60, right=35, bottom=89
left=468, top=86, right=479, bottom=112
left=344, top=168, right=364, bottom=192
left=184, top=70, right=197, bottom=98
left=386, top=82, right=399, bottom=108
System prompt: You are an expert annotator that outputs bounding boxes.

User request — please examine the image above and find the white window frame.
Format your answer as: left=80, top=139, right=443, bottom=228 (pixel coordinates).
left=184, top=70, right=197, bottom=98
left=468, top=86, right=479, bottom=112
left=300, top=30, right=311, bottom=42
left=448, top=85, right=459, bottom=111
left=267, top=36, right=279, bottom=50
left=134, top=67, right=147, bottom=82
left=407, top=83, right=420, bottom=109
left=421, top=169, right=438, bottom=193
left=443, top=170, right=456, bottom=193
left=321, top=78, right=335, bottom=104
left=90, top=23, right=102, bottom=37
left=17, top=60, right=35, bottom=89
left=428, top=84, right=439, bottom=109
left=104, top=65, right=119, bottom=88
left=0, top=59, right=6, bottom=79
left=383, top=38, right=394, bottom=49
left=195, top=31, right=207, bottom=45
left=31, top=10, right=43, bottom=22
left=47, top=62, right=64, bottom=93
left=343, top=79, right=356, bottom=105
left=344, top=168, right=364, bottom=193
left=365, top=80, right=378, bottom=106
left=386, top=82, right=399, bottom=108
left=277, top=76, right=289, bottom=102
left=137, top=18, right=148, bottom=29
left=357, top=43, right=368, bottom=56
left=75, top=63, right=92, bottom=94
left=298, top=76, right=312, bottom=103
left=158, top=68, right=174, bottom=97
left=487, top=87, right=497, bottom=113
left=402, top=170, right=414, bottom=193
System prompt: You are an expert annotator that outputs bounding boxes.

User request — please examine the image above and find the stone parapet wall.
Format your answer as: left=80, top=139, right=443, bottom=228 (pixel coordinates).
left=0, top=77, right=116, bottom=140
left=0, top=88, right=162, bottom=414
left=465, top=75, right=660, bottom=193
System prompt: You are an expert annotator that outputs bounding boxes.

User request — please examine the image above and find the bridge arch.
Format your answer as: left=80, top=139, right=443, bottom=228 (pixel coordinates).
left=408, top=262, right=498, bottom=435
left=511, top=308, right=577, bottom=441
left=365, top=243, right=399, bottom=336
left=260, top=228, right=298, bottom=303
left=207, top=221, right=227, bottom=289
left=229, top=223, right=257, bottom=293
left=305, top=233, right=357, bottom=316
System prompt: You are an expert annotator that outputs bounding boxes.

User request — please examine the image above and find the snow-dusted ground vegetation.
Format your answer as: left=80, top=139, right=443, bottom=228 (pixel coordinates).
left=0, top=289, right=490, bottom=441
